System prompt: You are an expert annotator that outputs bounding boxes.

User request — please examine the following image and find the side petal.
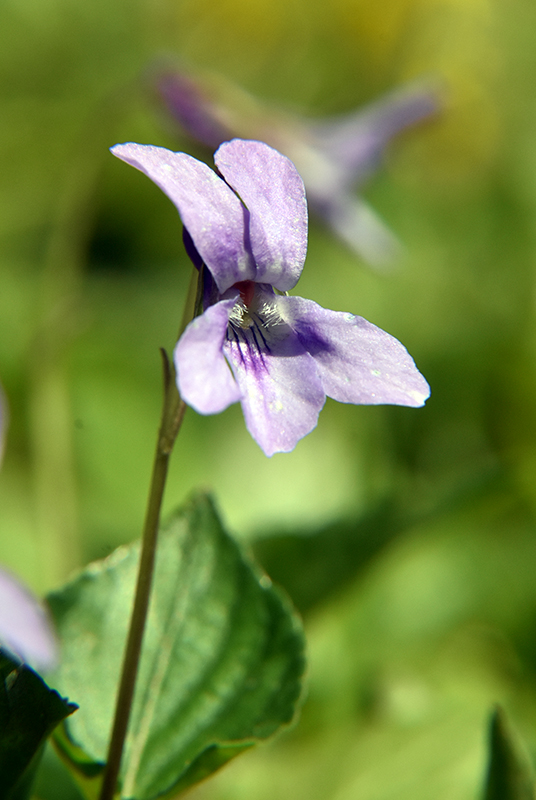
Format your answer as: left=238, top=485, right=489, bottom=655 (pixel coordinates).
left=174, top=298, right=242, bottom=414
left=111, top=143, right=255, bottom=292
left=223, top=321, right=324, bottom=456
left=215, top=139, right=308, bottom=292
left=279, top=296, right=430, bottom=407
left=0, top=567, right=58, bottom=672
left=310, top=83, right=440, bottom=183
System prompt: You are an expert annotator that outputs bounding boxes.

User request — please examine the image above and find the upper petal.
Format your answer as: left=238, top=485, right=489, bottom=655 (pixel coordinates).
left=174, top=297, right=242, bottom=414
left=279, top=296, right=430, bottom=407
left=223, top=312, right=324, bottom=456
left=111, top=143, right=255, bottom=292
left=215, top=140, right=308, bottom=292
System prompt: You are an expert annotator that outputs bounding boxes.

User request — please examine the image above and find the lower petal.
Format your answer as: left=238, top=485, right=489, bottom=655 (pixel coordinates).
left=223, top=325, right=325, bottom=456
left=174, top=298, right=242, bottom=414
left=279, top=296, right=430, bottom=407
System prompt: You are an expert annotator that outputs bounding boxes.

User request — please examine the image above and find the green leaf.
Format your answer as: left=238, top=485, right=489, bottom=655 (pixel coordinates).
left=48, top=493, right=306, bottom=800
left=0, top=651, right=77, bottom=800
left=482, top=706, right=535, bottom=800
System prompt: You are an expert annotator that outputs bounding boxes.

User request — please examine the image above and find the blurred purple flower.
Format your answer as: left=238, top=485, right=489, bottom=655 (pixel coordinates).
left=112, top=139, right=429, bottom=455
left=0, top=567, right=58, bottom=672
left=157, top=71, right=439, bottom=266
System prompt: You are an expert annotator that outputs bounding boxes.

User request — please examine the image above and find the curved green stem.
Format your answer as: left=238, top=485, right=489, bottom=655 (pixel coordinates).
left=98, top=264, right=200, bottom=800
left=98, top=355, right=186, bottom=800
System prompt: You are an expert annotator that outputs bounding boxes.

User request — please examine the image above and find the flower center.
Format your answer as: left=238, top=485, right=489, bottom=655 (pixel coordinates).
left=228, top=282, right=285, bottom=335
left=233, top=280, right=256, bottom=308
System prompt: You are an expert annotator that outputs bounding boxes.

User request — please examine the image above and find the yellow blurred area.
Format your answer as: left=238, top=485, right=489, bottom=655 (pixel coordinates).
left=170, top=0, right=503, bottom=188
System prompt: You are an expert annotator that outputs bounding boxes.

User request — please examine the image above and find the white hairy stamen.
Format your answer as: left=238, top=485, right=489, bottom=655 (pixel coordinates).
left=228, top=292, right=284, bottom=331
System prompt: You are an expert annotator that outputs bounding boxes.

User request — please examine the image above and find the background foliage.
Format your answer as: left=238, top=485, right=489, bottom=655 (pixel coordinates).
left=2, top=0, right=536, bottom=797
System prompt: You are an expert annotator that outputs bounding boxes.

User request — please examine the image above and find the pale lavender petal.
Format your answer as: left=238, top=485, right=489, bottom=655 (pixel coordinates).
left=0, top=567, right=58, bottom=672
left=311, top=84, right=440, bottom=185
left=215, top=140, right=308, bottom=292
left=223, top=317, right=324, bottom=456
left=174, top=297, right=242, bottom=414
left=279, top=296, right=430, bottom=407
left=111, top=143, right=255, bottom=292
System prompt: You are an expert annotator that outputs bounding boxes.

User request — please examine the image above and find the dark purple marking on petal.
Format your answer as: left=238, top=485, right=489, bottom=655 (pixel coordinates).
left=223, top=299, right=325, bottom=455
left=201, top=266, right=221, bottom=311
left=182, top=226, right=204, bottom=271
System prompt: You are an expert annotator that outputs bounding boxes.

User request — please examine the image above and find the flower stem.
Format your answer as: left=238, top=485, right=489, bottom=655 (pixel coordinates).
left=98, top=351, right=186, bottom=800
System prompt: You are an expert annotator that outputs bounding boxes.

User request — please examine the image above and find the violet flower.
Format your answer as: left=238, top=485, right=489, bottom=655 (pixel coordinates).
left=0, top=566, right=58, bottom=672
left=157, top=71, right=439, bottom=265
left=111, top=139, right=429, bottom=456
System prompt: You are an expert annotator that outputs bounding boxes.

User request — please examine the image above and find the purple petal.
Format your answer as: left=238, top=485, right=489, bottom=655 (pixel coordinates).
left=215, top=140, right=308, bottom=292
left=0, top=567, right=58, bottom=672
left=223, top=315, right=325, bottom=456
left=310, top=83, right=440, bottom=185
left=174, top=297, right=242, bottom=414
left=157, top=72, right=232, bottom=149
left=279, top=296, right=430, bottom=406
left=111, top=143, right=255, bottom=292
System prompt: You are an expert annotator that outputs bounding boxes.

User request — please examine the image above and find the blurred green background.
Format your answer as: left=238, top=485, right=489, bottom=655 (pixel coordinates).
left=2, top=0, right=536, bottom=797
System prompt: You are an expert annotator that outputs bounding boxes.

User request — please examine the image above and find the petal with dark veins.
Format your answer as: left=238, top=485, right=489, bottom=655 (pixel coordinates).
left=175, top=297, right=242, bottom=414
left=223, top=312, right=324, bottom=456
